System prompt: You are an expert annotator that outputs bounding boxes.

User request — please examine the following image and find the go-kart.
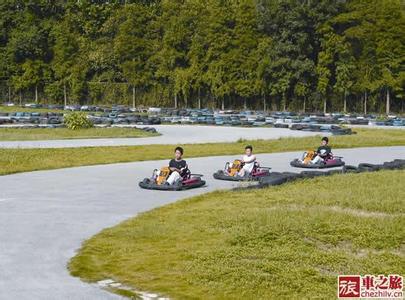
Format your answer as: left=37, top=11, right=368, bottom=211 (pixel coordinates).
left=290, top=150, right=345, bottom=169
left=213, top=159, right=271, bottom=181
left=139, top=166, right=206, bottom=191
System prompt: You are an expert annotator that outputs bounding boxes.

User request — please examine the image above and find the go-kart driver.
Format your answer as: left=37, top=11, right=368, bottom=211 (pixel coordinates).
left=238, top=145, right=257, bottom=176
left=166, top=146, right=188, bottom=185
left=311, top=137, right=332, bottom=164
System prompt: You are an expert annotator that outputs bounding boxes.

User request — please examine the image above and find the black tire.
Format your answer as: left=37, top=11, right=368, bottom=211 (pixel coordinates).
left=331, top=128, right=352, bottom=135
left=257, top=172, right=301, bottom=187
left=290, top=159, right=303, bottom=167
left=357, top=163, right=382, bottom=172
left=259, top=175, right=288, bottom=187
left=300, top=171, right=328, bottom=178
left=274, top=123, right=289, bottom=128
left=392, top=159, right=405, bottom=168
left=291, top=124, right=306, bottom=130
left=281, top=172, right=302, bottom=181
left=327, top=169, right=344, bottom=176
left=384, top=160, right=405, bottom=170
left=342, top=165, right=359, bottom=173
left=382, top=161, right=399, bottom=170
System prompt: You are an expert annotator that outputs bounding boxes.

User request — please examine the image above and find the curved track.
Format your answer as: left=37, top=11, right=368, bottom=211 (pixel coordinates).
left=0, top=146, right=404, bottom=299
left=0, top=125, right=321, bottom=148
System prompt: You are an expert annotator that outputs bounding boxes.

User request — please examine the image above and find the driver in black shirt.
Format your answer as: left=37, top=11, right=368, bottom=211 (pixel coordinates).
left=312, top=137, right=332, bottom=164
left=167, top=146, right=188, bottom=185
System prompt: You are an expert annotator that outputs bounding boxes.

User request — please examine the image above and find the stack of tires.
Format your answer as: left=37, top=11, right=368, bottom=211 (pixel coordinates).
left=252, top=159, right=405, bottom=189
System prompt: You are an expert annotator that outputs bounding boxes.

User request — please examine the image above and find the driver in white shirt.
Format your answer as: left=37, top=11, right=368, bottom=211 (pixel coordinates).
left=238, top=145, right=256, bottom=177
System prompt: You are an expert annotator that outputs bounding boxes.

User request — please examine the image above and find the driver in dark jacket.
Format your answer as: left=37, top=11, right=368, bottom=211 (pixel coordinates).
left=312, top=137, right=332, bottom=164
left=167, top=146, right=188, bottom=185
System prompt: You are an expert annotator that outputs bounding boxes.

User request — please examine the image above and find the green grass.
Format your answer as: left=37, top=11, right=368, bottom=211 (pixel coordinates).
left=0, top=127, right=158, bottom=141
left=69, top=170, right=405, bottom=299
left=0, top=105, right=62, bottom=113
left=1, top=128, right=405, bottom=176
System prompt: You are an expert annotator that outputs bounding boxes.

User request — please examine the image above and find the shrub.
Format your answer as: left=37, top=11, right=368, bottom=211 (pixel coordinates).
left=64, top=112, right=93, bottom=130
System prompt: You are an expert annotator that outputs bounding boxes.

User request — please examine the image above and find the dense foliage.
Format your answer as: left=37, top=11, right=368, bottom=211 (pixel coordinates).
left=0, top=0, right=404, bottom=113
left=64, top=112, right=93, bottom=130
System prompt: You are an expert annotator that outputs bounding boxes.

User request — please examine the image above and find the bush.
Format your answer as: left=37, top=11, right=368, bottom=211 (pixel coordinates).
left=64, top=112, right=93, bottom=130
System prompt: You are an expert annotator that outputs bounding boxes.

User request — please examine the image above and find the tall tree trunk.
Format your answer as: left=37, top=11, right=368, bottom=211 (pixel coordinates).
left=198, top=87, right=201, bottom=109
left=184, top=93, right=188, bottom=108
left=323, top=98, right=327, bottom=114
left=174, top=93, right=178, bottom=109
left=386, top=88, right=390, bottom=115
left=132, top=86, right=136, bottom=109
left=35, top=85, right=38, bottom=103
left=343, top=90, right=347, bottom=113
left=63, top=83, right=67, bottom=106
left=221, top=98, right=225, bottom=110
left=263, top=94, right=266, bottom=112
left=303, top=97, right=306, bottom=112
left=8, top=86, right=11, bottom=102
left=244, top=99, right=247, bottom=110
left=283, top=92, right=286, bottom=111
left=19, top=90, right=22, bottom=106
left=271, top=97, right=277, bottom=111
left=364, top=91, right=367, bottom=115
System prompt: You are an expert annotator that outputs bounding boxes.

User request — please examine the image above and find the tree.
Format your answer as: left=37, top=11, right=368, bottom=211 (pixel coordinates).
left=327, top=0, right=405, bottom=114
left=114, top=3, right=158, bottom=107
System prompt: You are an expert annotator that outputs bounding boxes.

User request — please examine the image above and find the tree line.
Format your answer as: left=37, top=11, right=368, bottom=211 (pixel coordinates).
left=0, top=0, right=404, bottom=113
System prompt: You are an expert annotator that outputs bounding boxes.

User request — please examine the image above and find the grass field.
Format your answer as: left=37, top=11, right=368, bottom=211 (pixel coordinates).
left=0, top=105, right=62, bottom=113
left=1, top=128, right=405, bottom=175
left=69, top=170, right=405, bottom=299
left=0, top=127, right=158, bottom=141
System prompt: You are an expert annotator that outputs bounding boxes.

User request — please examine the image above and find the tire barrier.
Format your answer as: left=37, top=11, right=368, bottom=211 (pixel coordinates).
left=300, top=171, right=329, bottom=178
left=141, top=127, right=157, bottom=133
left=248, top=158, right=405, bottom=189
left=289, top=124, right=353, bottom=135
left=258, top=173, right=289, bottom=186
left=330, top=128, right=353, bottom=135
left=393, top=159, right=405, bottom=165
left=326, top=169, right=344, bottom=176
left=274, top=123, right=289, bottom=129
left=342, top=165, right=359, bottom=173
left=357, top=163, right=383, bottom=172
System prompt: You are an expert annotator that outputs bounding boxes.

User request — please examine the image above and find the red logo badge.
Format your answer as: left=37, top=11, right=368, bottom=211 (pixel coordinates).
left=338, top=276, right=361, bottom=298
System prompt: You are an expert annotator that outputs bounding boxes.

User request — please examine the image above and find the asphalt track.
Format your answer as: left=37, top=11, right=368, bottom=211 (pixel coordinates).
left=0, top=146, right=404, bottom=300
left=0, top=125, right=320, bottom=148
